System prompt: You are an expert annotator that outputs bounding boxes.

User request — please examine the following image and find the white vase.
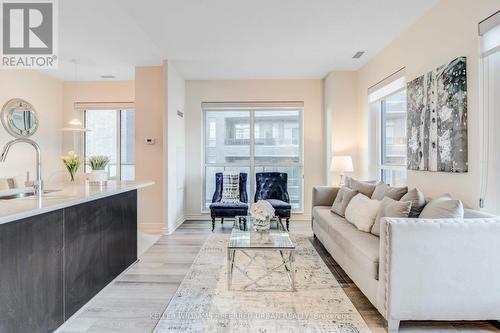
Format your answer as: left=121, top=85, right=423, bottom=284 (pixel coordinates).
left=89, top=170, right=108, bottom=184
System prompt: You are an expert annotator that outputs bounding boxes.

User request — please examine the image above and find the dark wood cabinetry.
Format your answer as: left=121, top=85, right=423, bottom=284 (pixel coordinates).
left=0, top=210, right=64, bottom=333
left=0, top=190, right=137, bottom=333
left=64, top=190, right=137, bottom=317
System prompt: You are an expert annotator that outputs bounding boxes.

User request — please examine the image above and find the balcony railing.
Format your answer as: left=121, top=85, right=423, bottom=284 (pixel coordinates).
left=224, top=138, right=299, bottom=146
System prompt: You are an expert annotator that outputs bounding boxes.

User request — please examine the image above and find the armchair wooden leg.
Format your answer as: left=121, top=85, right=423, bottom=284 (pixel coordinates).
left=212, top=218, right=215, bottom=232
left=221, top=218, right=224, bottom=225
left=286, top=218, right=290, bottom=231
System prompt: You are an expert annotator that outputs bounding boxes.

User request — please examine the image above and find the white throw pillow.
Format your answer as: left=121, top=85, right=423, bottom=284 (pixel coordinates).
left=345, top=193, right=381, bottom=232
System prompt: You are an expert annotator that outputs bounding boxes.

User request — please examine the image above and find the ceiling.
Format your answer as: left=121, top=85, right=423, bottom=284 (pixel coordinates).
left=43, top=0, right=438, bottom=81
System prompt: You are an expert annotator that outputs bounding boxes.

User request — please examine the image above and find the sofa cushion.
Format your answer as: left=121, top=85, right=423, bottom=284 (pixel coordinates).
left=210, top=202, right=248, bottom=217
left=371, top=183, right=408, bottom=201
left=419, top=194, right=464, bottom=219
left=371, top=197, right=412, bottom=236
left=330, top=186, right=358, bottom=217
left=345, top=194, right=381, bottom=232
left=313, top=206, right=380, bottom=280
left=221, top=172, right=240, bottom=203
left=345, top=176, right=377, bottom=197
left=400, top=188, right=426, bottom=217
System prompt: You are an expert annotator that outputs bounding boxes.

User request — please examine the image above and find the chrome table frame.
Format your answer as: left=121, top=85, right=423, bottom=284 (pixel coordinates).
left=227, top=218, right=296, bottom=291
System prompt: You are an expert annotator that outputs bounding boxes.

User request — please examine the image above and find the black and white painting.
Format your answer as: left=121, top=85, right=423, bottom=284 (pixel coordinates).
left=407, top=56, right=468, bottom=172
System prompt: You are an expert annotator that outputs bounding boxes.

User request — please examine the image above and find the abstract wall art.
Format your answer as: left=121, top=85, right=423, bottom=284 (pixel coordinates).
left=407, top=56, right=468, bottom=172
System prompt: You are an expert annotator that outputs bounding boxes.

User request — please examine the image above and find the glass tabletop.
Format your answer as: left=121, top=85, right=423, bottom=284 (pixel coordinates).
left=228, top=216, right=295, bottom=249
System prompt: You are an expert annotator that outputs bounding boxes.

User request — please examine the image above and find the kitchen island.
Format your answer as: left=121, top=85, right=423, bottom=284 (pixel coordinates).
left=0, top=181, right=153, bottom=333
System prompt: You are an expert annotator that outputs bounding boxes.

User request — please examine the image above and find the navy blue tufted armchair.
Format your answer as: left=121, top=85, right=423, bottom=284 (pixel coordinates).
left=254, top=172, right=292, bottom=230
left=209, top=172, right=248, bottom=231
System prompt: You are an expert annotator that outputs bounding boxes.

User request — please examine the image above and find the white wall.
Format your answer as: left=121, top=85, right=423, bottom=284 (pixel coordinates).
left=164, top=61, right=186, bottom=233
left=0, top=70, right=63, bottom=187
left=323, top=71, right=359, bottom=185
left=185, top=79, right=324, bottom=221
left=355, top=0, right=500, bottom=208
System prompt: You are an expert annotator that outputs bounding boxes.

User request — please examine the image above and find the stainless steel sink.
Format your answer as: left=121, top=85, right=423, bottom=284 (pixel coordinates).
left=0, top=189, right=60, bottom=200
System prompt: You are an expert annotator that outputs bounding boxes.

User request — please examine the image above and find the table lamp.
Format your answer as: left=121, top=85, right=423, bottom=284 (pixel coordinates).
left=330, top=155, right=353, bottom=186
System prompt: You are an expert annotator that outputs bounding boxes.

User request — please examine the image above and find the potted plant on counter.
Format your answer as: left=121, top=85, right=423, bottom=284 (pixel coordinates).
left=88, top=155, right=110, bottom=184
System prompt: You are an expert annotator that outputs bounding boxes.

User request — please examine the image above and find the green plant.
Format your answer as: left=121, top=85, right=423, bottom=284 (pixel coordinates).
left=61, top=151, right=81, bottom=182
left=88, top=155, right=110, bottom=171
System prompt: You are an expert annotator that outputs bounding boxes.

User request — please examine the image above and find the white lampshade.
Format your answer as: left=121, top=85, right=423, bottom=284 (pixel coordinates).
left=61, top=118, right=90, bottom=132
left=330, top=155, right=354, bottom=173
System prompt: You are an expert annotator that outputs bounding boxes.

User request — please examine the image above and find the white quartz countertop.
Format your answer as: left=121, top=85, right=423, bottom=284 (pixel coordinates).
left=0, top=181, right=154, bottom=225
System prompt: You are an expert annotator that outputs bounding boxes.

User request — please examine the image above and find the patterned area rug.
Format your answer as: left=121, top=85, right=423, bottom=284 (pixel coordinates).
left=154, top=233, right=371, bottom=333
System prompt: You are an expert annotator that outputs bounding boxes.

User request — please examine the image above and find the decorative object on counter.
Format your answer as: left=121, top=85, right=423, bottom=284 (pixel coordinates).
left=1, top=98, right=38, bottom=138
left=88, top=155, right=110, bottom=184
left=330, top=155, right=354, bottom=186
left=61, top=151, right=81, bottom=182
left=249, top=200, right=275, bottom=231
left=407, top=56, right=468, bottom=173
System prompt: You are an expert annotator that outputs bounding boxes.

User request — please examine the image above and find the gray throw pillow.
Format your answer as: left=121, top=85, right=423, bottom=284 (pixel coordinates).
left=419, top=194, right=464, bottom=219
left=371, top=183, right=408, bottom=201
left=345, top=176, right=377, bottom=197
left=400, top=188, right=426, bottom=217
left=331, top=186, right=358, bottom=217
left=371, top=197, right=412, bottom=236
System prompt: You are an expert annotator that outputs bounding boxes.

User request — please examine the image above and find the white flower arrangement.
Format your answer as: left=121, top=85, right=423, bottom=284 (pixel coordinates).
left=249, top=200, right=275, bottom=222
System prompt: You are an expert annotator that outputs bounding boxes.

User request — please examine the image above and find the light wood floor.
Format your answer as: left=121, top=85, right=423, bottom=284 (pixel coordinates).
left=56, top=220, right=500, bottom=333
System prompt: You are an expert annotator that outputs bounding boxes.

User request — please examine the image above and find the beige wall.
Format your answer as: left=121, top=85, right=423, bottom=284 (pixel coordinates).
left=185, top=79, right=324, bottom=221
left=135, top=67, right=165, bottom=230
left=164, top=61, right=186, bottom=233
left=323, top=71, right=360, bottom=185
left=355, top=0, right=500, bottom=208
left=0, top=70, right=63, bottom=187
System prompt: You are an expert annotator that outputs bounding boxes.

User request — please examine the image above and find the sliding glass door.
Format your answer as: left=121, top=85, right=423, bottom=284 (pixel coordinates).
left=203, top=106, right=303, bottom=212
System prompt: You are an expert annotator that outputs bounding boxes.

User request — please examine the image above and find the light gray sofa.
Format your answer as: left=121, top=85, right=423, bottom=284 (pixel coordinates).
left=312, top=186, right=500, bottom=332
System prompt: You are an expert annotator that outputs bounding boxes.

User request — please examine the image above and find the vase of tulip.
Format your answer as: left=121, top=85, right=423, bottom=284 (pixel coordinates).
left=249, top=200, right=275, bottom=232
left=61, top=151, right=81, bottom=182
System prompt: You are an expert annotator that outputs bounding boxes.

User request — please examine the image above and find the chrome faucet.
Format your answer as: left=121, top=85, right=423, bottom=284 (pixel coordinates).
left=0, top=138, right=43, bottom=196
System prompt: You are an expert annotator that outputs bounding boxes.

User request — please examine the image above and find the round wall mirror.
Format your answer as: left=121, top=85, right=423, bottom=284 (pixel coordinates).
left=1, top=98, right=39, bottom=138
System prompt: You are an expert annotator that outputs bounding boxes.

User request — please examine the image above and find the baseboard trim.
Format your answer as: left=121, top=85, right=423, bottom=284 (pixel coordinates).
left=184, top=214, right=312, bottom=222
left=138, top=222, right=163, bottom=234
left=162, top=216, right=186, bottom=235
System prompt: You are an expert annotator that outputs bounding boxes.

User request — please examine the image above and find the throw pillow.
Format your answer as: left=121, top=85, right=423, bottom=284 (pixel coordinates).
left=221, top=173, right=240, bottom=203
left=371, top=183, right=408, bottom=201
left=345, top=176, right=377, bottom=197
left=345, top=193, right=381, bottom=232
left=400, top=188, right=426, bottom=217
left=419, top=194, right=464, bottom=219
left=371, top=197, right=412, bottom=236
left=331, top=186, right=358, bottom=217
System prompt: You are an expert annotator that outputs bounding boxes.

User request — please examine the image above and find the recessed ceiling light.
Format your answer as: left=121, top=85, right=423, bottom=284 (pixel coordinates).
left=100, top=75, right=116, bottom=79
left=352, top=51, right=365, bottom=59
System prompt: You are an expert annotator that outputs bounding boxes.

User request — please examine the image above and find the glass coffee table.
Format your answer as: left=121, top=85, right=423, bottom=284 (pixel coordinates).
left=227, top=216, right=296, bottom=291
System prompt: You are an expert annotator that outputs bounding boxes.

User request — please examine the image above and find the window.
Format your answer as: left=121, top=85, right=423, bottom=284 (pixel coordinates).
left=84, top=109, right=135, bottom=180
left=203, top=104, right=303, bottom=212
left=369, top=72, right=407, bottom=186
left=479, top=12, right=500, bottom=213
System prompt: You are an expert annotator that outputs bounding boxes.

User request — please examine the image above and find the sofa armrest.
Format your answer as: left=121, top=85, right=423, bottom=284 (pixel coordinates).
left=377, top=217, right=500, bottom=322
left=312, top=186, right=339, bottom=208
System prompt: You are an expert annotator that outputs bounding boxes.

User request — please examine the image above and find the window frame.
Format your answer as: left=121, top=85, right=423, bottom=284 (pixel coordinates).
left=374, top=87, right=408, bottom=185
left=201, top=107, right=304, bottom=214
left=83, top=109, right=135, bottom=181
